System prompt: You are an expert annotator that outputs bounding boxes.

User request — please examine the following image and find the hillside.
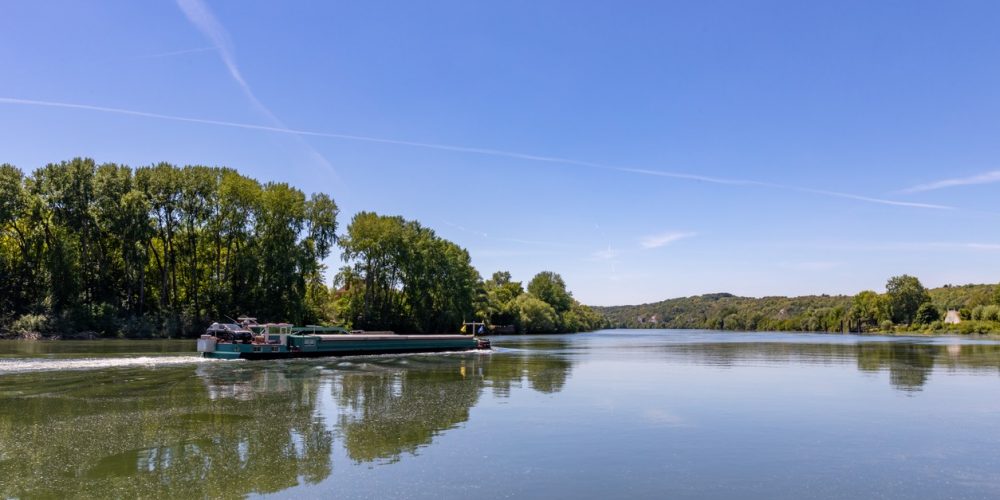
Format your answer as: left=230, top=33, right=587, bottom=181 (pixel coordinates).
left=594, top=283, right=998, bottom=332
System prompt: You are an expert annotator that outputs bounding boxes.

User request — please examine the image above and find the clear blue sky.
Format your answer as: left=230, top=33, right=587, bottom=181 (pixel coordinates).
left=2, top=0, right=999, bottom=305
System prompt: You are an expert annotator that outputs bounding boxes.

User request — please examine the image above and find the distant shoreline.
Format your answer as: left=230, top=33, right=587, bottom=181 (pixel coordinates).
left=595, top=282, right=1000, bottom=335
left=6, top=327, right=1000, bottom=342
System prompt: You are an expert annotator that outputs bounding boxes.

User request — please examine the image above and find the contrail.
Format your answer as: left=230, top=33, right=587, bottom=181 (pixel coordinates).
left=897, top=170, right=1000, bottom=194
left=175, top=0, right=337, bottom=176
left=783, top=187, right=952, bottom=210
left=617, top=166, right=952, bottom=209
left=0, top=96, right=954, bottom=211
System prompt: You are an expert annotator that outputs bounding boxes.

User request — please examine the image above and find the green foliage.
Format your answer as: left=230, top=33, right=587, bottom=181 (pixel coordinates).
left=480, top=271, right=525, bottom=327
left=514, top=293, right=558, bottom=333
left=971, top=304, right=1000, bottom=322
left=885, top=275, right=930, bottom=325
left=0, top=159, right=338, bottom=337
left=597, top=279, right=1000, bottom=334
left=957, top=320, right=997, bottom=334
left=914, top=302, right=940, bottom=325
left=597, top=293, right=852, bottom=332
left=2, top=159, right=600, bottom=337
left=527, top=271, right=573, bottom=313
left=850, top=290, right=886, bottom=331
left=335, top=212, right=480, bottom=333
left=478, top=270, right=603, bottom=334
left=560, top=301, right=605, bottom=333
left=9, top=313, right=51, bottom=334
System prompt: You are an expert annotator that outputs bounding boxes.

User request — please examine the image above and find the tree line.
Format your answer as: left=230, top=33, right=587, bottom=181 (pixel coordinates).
left=596, top=276, right=1000, bottom=334
left=0, top=158, right=602, bottom=337
left=1, top=158, right=338, bottom=337
left=333, top=212, right=605, bottom=334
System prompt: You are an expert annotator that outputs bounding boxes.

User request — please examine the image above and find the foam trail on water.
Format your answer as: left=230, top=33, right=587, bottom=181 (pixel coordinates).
left=0, top=356, right=232, bottom=374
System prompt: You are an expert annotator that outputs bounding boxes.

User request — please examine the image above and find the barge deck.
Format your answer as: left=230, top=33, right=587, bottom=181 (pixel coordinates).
left=198, top=321, right=489, bottom=359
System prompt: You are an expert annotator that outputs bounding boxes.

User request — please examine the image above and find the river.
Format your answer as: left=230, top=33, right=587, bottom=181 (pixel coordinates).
left=1, top=330, right=999, bottom=499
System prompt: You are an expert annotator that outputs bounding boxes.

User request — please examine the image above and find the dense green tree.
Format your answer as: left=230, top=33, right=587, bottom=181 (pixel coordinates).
left=481, top=271, right=524, bottom=327
left=335, top=212, right=480, bottom=333
left=514, top=293, right=558, bottom=333
left=0, top=164, right=23, bottom=226
left=0, top=159, right=338, bottom=336
left=0, top=159, right=600, bottom=337
left=850, top=290, right=885, bottom=331
left=885, top=275, right=931, bottom=325
left=527, top=271, right=572, bottom=313
left=560, top=301, right=605, bottom=333
left=914, top=302, right=940, bottom=325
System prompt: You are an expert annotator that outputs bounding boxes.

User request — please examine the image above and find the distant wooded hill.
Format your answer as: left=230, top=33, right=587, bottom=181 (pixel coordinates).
left=594, top=283, right=999, bottom=333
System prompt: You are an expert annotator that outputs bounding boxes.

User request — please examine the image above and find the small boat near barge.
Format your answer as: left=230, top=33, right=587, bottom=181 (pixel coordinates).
left=197, top=318, right=490, bottom=360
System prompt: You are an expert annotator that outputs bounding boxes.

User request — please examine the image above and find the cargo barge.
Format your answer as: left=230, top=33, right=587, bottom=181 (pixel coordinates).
left=197, top=319, right=489, bottom=360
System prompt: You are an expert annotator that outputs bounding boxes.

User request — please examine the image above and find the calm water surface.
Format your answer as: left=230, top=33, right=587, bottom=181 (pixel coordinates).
left=2, top=330, right=1000, bottom=499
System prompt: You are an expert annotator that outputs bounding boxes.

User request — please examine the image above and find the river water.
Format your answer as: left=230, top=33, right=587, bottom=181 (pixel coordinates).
left=1, top=330, right=999, bottom=499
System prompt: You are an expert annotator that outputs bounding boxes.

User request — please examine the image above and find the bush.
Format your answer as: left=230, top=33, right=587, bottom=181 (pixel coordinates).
left=981, top=305, right=1000, bottom=322
left=914, top=303, right=940, bottom=325
left=957, top=320, right=995, bottom=335
left=86, top=303, right=120, bottom=336
left=120, top=315, right=158, bottom=338
left=10, top=313, right=52, bottom=334
left=925, top=320, right=944, bottom=332
left=879, top=320, right=894, bottom=332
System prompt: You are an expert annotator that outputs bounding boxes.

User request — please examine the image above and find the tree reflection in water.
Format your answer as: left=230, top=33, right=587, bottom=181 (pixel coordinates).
left=327, top=345, right=572, bottom=463
left=0, top=362, right=333, bottom=498
left=661, top=339, right=1000, bottom=392
left=0, top=347, right=573, bottom=498
left=2, top=336, right=996, bottom=498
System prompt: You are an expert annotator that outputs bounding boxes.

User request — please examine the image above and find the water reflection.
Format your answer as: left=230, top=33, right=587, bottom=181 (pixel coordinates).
left=0, top=348, right=573, bottom=498
left=322, top=347, right=572, bottom=463
left=657, top=338, right=1000, bottom=391
left=3, top=334, right=1000, bottom=498
left=0, top=363, right=333, bottom=498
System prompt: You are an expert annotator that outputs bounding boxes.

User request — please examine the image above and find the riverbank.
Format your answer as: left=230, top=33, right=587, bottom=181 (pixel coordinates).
left=0, top=331, right=103, bottom=341
left=596, top=282, right=1000, bottom=334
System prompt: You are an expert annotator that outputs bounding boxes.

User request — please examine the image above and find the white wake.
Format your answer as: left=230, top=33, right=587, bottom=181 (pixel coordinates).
left=0, top=355, right=229, bottom=373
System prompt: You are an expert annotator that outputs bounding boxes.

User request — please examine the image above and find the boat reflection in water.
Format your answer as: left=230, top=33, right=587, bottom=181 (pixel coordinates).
left=2, top=333, right=1000, bottom=498
left=0, top=346, right=573, bottom=498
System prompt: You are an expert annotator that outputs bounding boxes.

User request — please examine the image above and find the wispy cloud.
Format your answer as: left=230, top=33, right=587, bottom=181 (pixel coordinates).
left=640, top=231, right=696, bottom=249
left=176, top=0, right=247, bottom=98
left=898, top=170, right=1000, bottom=194
left=174, top=0, right=336, bottom=175
left=590, top=247, right=620, bottom=261
left=0, top=95, right=957, bottom=211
